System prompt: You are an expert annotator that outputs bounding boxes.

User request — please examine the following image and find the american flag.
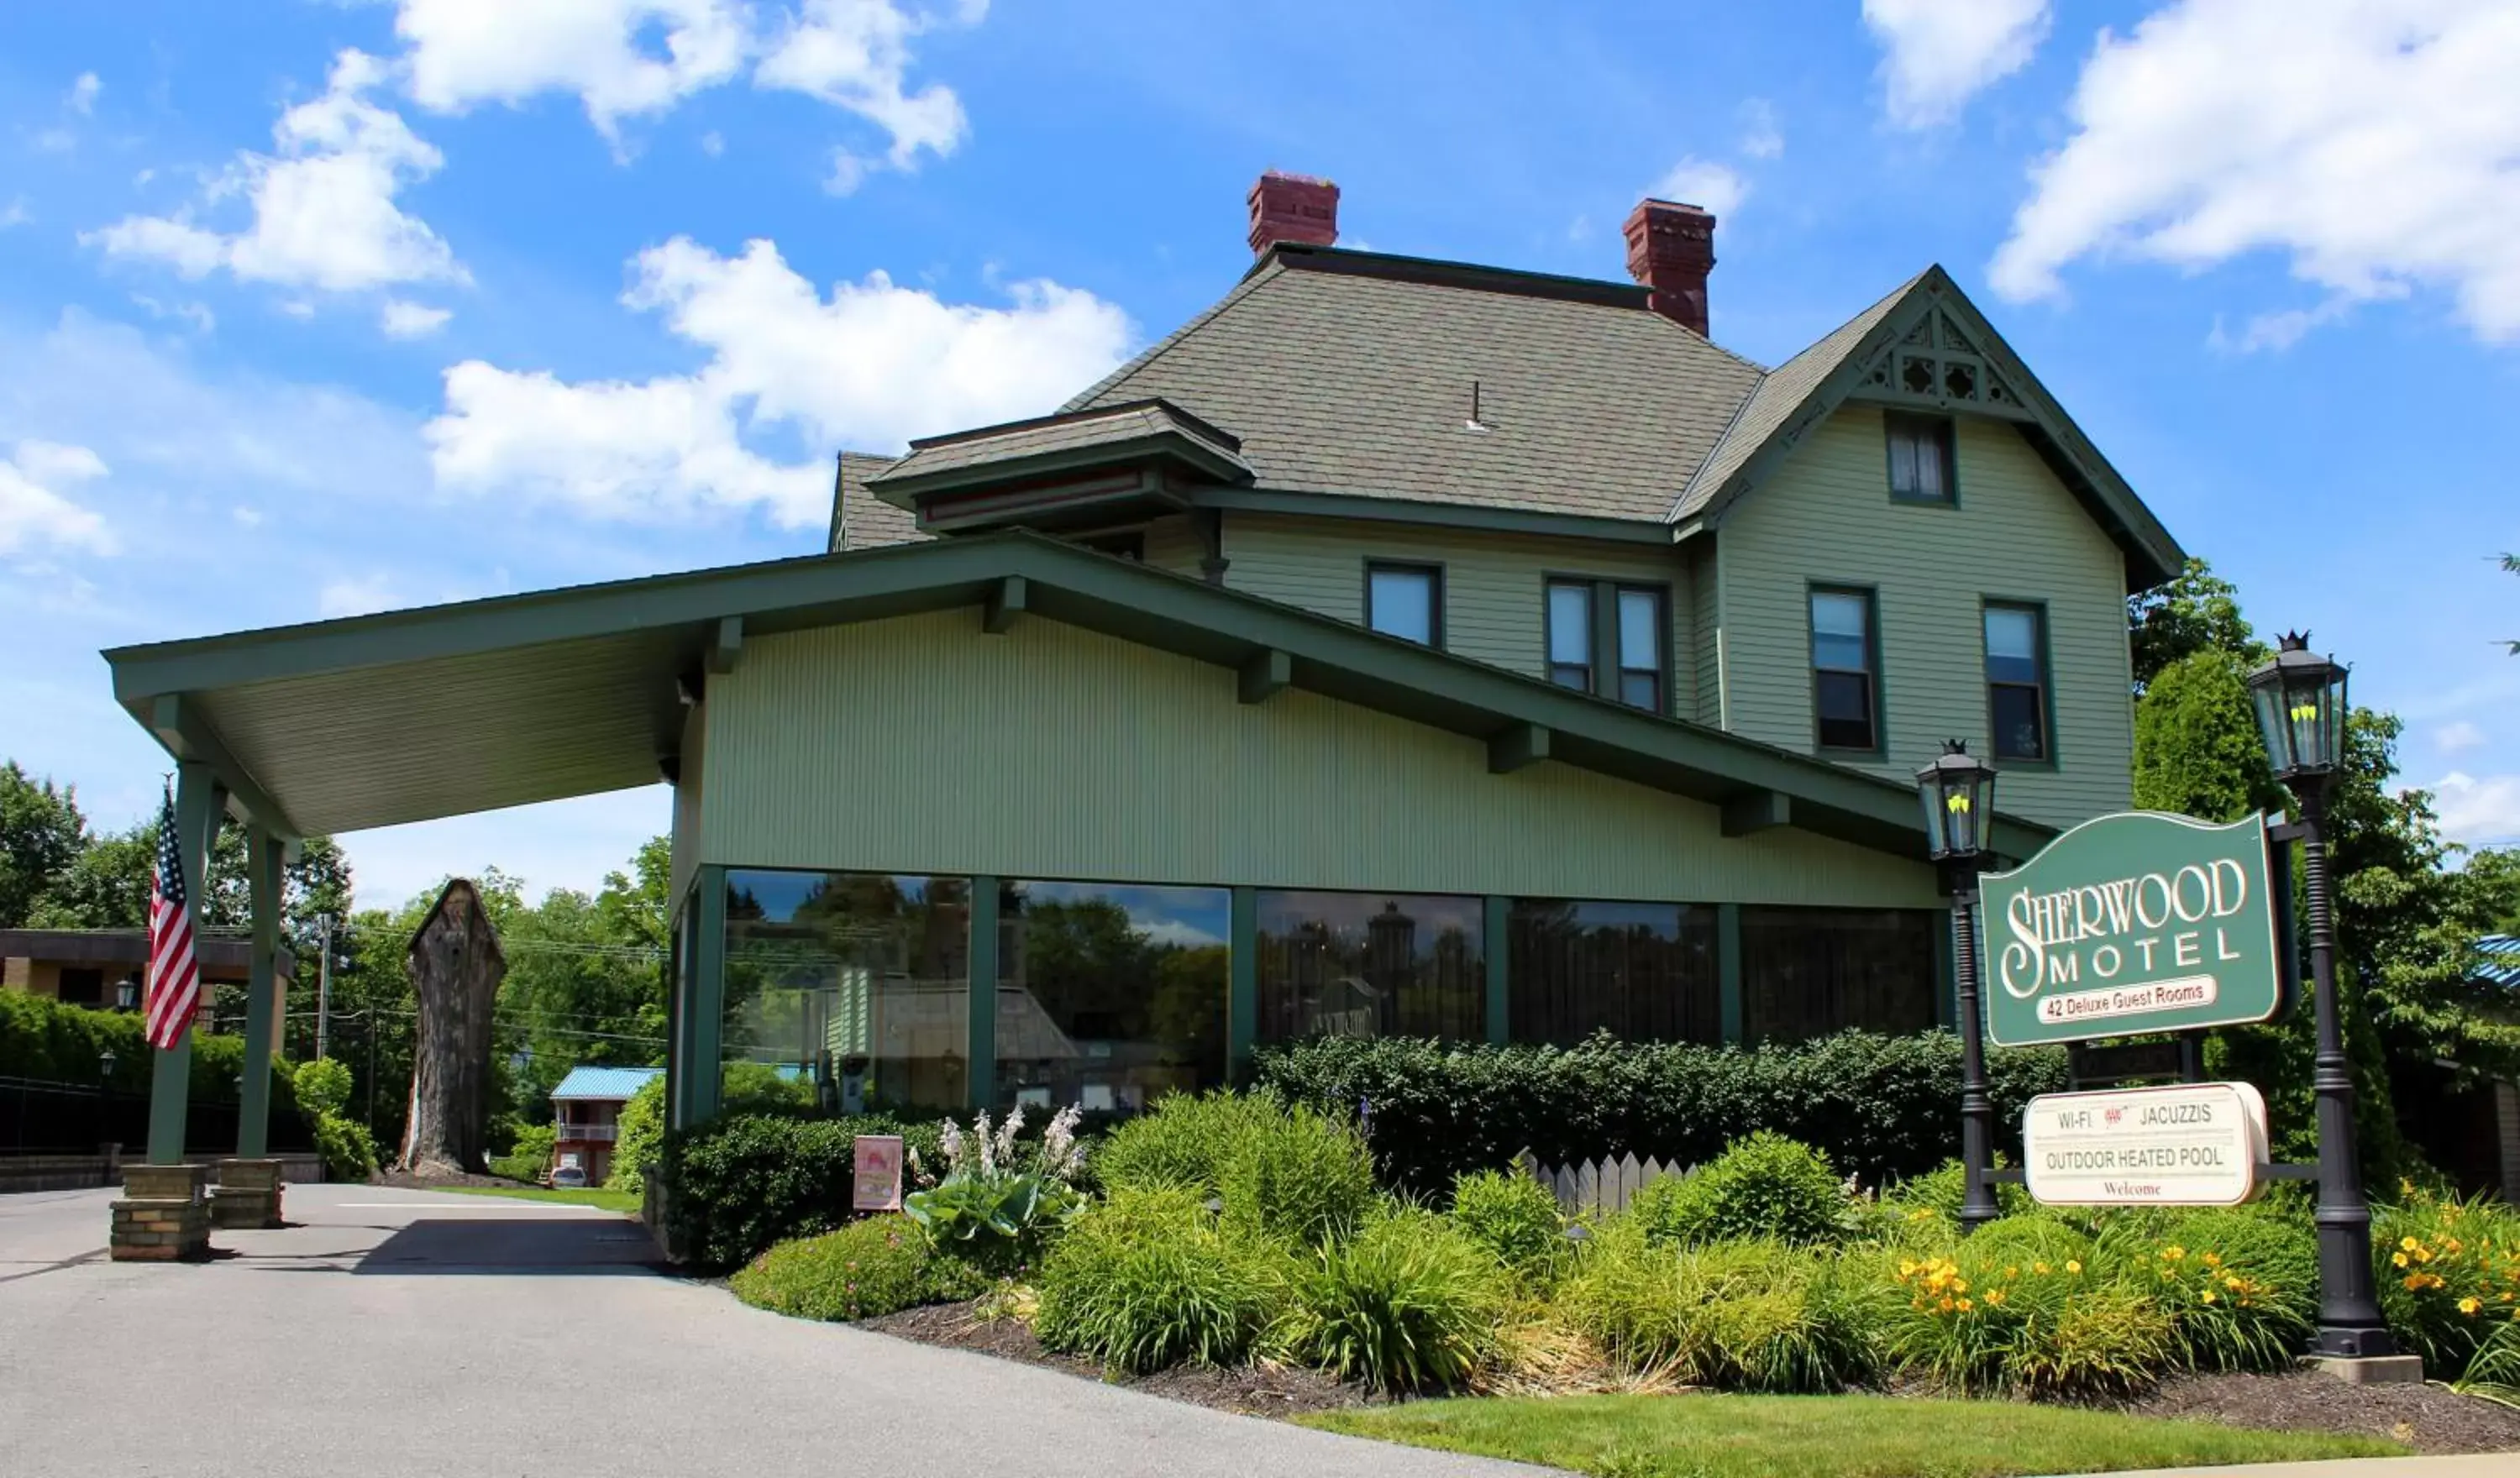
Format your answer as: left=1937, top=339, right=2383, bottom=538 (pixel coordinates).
left=142, top=784, right=201, bottom=1051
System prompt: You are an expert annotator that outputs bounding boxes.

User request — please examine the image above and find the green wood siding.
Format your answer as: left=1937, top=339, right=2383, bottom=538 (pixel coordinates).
left=1141, top=514, right=1205, bottom=579
left=1215, top=512, right=1693, bottom=708
left=697, top=611, right=1935, bottom=908
left=1714, top=406, right=2134, bottom=828
left=1688, top=538, right=1724, bottom=726
left=669, top=700, right=706, bottom=905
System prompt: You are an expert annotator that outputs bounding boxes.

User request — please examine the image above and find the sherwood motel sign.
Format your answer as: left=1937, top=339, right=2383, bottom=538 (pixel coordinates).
left=1977, top=811, right=2290, bottom=1207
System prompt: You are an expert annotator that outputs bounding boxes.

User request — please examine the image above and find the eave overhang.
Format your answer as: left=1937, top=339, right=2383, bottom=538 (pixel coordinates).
left=868, top=398, right=1255, bottom=536
left=102, top=530, right=2053, bottom=862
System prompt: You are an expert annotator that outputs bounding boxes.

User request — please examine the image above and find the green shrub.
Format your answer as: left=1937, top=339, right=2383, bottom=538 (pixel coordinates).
left=1256, top=1029, right=2066, bottom=1197
left=2150, top=1209, right=2317, bottom=1372
left=1034, top=1187, right=1289, bottom=1376
left=311, top=1112, right=378, bottom=1182
left=2374, top=1187, right=2520, bottom=1371
left=721, top=1061, right=815, bottom=1117
left=1288, top=1206, right=1506, bottom=1393
left=1094, top=1090, right=1281, bottom=1194
left=1630, top=1133, right=1851, bottom=1248
left=1880, top=1156, right=2034, bottom=1226
left=1218, top=1099, right=1377, bottom=1250
left=1450, top=1169, right=1565, bottom=1283
left=292, top=1057, right=353, bottom=1118
left=657, top=1111, right=939, bottom=1271
left=1555, top=1222, right=1885, bottom=1392
left=730, top=1215, right=980, bottom=1322
left=606, top=1077, right=665, bottom=1194
left=488, top=1122, right=556, bottom=1183
left=1889, top=1247, right=2172, bottom=1399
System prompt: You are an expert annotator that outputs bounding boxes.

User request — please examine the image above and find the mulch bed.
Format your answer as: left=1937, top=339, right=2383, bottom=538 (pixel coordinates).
left=2119, top=1370, right=2520, bottom=1454
left=859, top=1302, right=2520, bottom=1449
left=857, top=1299, right=1373, bottom=1418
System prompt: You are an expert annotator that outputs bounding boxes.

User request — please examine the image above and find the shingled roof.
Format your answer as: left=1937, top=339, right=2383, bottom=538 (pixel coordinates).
left=828, top=450, right=925, bottom=553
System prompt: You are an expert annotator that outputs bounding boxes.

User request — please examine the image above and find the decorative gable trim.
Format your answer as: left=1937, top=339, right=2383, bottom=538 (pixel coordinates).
left=1847, top=303, right=2034, bottom=421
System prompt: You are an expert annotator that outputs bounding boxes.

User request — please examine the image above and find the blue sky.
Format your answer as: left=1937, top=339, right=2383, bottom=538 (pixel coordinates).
left=3, top=1, right=2515, bottom=910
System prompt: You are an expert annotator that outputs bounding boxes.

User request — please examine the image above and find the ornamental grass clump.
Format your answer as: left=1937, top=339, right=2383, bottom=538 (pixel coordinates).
left=1630, top=1132, right=1854, bottom=1249
left=1554, top=1220, right=1886, bottom=1393
left=2373, top=1186, right=2520, bottom=1371
left=2144, top=1209, right=2317, bottom=1372
left=1218, top=1099, right=1378, bottom=1250
left=1449, top=1168, right=1567, bottom=1288
left=1032, top=1186, right=1289, bottom=1376
left=730, top=1214, right=982, bottom=1322
left=1093, top=1089, right=1282, bottom=1195
left=1288, top=1205, right=1508, bottom=1393
left=1887, top=1243, right=2171, bottom=1399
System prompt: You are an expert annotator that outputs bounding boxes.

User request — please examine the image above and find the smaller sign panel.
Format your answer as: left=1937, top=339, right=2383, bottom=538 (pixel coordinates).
left=852, top=1134, right=905, bottom=1213
left=2022, top=1082, right=2268, bottom=1207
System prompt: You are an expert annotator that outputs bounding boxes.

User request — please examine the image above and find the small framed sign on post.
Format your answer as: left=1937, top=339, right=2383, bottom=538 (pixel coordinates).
left=2022, top=1081, right=2270, bottom=1207
left=852, top=1134, right=905, bottom=1213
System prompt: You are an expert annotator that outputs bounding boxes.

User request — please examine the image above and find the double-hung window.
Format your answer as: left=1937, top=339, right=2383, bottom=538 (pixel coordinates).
left=1885, top=412, right=1956, bottom=504
left=1545, top=579, right=1665, bottom=714
left=1984, top=603, right=2050, bottom=762
left=1809, top=588, right=1880, bottom=752
left=1366, top=562, right=1441, bottom=647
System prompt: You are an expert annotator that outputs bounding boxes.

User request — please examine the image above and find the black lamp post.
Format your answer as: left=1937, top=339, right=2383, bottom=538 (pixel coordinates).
left=2247, top=632, right=2395, bottom=1360
left=1917, top=739, right=2001, bottom=1233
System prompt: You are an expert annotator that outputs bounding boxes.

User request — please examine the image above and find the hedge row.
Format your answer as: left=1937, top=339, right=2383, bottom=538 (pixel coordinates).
left=658, top=1111, right=947, bottom=1271
left=1254, top=1030, right=2068, bottom=1196
left=0, top=989, right=294, bottom=1111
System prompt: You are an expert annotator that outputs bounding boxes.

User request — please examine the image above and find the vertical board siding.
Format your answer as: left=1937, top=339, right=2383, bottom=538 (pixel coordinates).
left=698, top=611, right=1935, bottom=908
left=1218, top=513, right=1693, bottom=712
left=1141, top=514, right=1206, bottom=579
left=1715, top=406, right=2134, bottom=828
left=668, top=700, right=706, bottom=905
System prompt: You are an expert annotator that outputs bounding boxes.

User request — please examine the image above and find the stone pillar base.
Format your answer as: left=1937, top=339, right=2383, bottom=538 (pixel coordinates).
left=2310, top=1353, right=2425, bottom=1384
left=211, top=1158, right=286, bottom=1229
left=111, top=1164, right=213, bottom=1261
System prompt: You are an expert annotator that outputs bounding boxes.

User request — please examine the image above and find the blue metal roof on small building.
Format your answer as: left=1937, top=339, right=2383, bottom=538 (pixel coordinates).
left=550, top=1065, right=665, bottom=1102
left=2477, top=935, right=2520, bottom=991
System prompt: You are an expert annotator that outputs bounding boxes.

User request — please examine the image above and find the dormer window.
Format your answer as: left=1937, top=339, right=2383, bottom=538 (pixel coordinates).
left=1885, top=411, right=1956, bottom=505
left=1366, top=562, right=1442, bottom=647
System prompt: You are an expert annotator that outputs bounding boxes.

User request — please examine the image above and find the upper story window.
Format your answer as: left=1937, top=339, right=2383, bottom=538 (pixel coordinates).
left=1885, top=411, right=1956, bottom=505
left=1366, top=562, right=1442, bottom=646
left=1810, top=587, right=1880, bottom=753
left=1546, top=579, right=1666, bottom=714
left=1984, top=603, right=2050, bottom=763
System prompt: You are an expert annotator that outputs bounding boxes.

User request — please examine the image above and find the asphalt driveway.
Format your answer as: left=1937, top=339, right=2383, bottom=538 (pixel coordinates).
left=0, top=1183, right=1546, bottom=1478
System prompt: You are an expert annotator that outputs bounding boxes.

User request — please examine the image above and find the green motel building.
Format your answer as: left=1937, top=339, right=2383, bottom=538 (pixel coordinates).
left=103, top=172, right=2187, bottom=1138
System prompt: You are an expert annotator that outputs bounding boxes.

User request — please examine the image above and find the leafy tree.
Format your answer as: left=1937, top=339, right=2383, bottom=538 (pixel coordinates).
left=24, top=822, right=153, bottom=929
left=2131, top=649, right=2286, bottom=820
left=0, top=762, right=88, bottom=928
left=2127, top=558, right=2262, bottom=692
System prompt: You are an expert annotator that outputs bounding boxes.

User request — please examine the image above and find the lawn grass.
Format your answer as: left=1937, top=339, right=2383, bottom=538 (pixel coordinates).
left=1298, top=1392, right=2406, bottom=1478
left=430, top=1184, right=640, bottom=1213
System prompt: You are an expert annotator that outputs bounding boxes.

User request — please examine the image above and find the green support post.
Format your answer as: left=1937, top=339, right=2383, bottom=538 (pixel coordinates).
left=147, top=763, right=218, bottom=1165
left=1717, top=902, right=1746, bottom=1046
left=687, top=867, right=727, bottom=1125
left=236, top=826, right=283, bottom=1158
left=1228, top=887, right=1257, bottom=1083
left=1483, top=897, right=1509, bottom=1045
left=967, top=878, right=1000, bottom=1111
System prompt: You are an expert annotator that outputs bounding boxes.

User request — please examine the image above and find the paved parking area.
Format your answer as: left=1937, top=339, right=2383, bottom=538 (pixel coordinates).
left=0, top=1183, right=1545, bottom=1478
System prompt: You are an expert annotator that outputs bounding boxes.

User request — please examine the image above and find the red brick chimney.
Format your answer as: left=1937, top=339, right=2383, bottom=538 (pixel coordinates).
left=1248, top=170, right=1339, bottom=257
left=1622, top=198, right=1717, bottom=336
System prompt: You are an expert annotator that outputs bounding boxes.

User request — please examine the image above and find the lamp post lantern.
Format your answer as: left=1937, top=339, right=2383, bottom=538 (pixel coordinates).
left=2247, top=632, right=2395, bottom=1360
left=1917, top=739, right=2001, bottom=1233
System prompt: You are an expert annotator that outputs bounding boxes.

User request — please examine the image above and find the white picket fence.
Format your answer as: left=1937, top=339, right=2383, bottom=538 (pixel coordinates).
left=1514, top=1149, right=1689, bottom=1218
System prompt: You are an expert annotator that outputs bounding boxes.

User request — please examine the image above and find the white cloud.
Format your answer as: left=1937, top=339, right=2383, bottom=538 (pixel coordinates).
left=1992, top=1, right=2520, bottom=343
left=0, top=440, right=117, bottom=558
left=2438, top=771, right=2520, bottom=846
left=700, top=128, right=726, bottom=157
left=425, top=237, right=1133, bottom=529
left=88, top=50, right=465, bottom=298
left=1, top=198, right=28, bottom=231
left=381, top=299, right=454, bottom=338
left=318, top=574, right=407, bottom=618
left=2437, top=720, right=2488, bottom=755
left=394, top=0, right=978, bottom=181
left=69, top=71, right=101, bottom=115
left=129, top=295, right=217, bottom=334
left=1738, top=98, right=1783, bottom=160
left=1649, top=158, right=1747, bottom=219
left=1863, top=0, right=2051, bottom=128
left=232, top=506, right=264, bottom=528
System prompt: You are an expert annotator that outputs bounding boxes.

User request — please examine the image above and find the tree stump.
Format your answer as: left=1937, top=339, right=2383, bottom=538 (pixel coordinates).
left=398, top=879, right=506, bottom=1177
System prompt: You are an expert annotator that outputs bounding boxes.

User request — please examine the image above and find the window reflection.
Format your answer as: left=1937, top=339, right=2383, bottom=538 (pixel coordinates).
left=1509, top=899, right=1718, bottom=1046
left=1740, top=906, right=1935, bottom=1044
left=1255, top=889, right=1483, bottom=1042
left=996, top=881, right=1230, bottom=1114
left=722, top=870, right=971, bottom=1114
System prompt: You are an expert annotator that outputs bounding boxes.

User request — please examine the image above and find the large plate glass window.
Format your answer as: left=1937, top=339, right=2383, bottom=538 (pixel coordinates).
left=994, top=881, right=1230, bottom=1114
left=1739, top=907, right=1936, bottom=1043
left=1810, top=588, right=1880, bottom=752
left=1546, top=580, right=1593, bottom=690
left=1885, top=411, right=1956, bottom=504
left=1984, top=603, right=2049, bottom=763
left=1366, top=562, right=1441, bottom=646
left=1254, top=890, right=1484, bottom=1042
left=722, top=870, right=972, bottom=1114
left=1508, top=899, right=1718, bottom=1046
